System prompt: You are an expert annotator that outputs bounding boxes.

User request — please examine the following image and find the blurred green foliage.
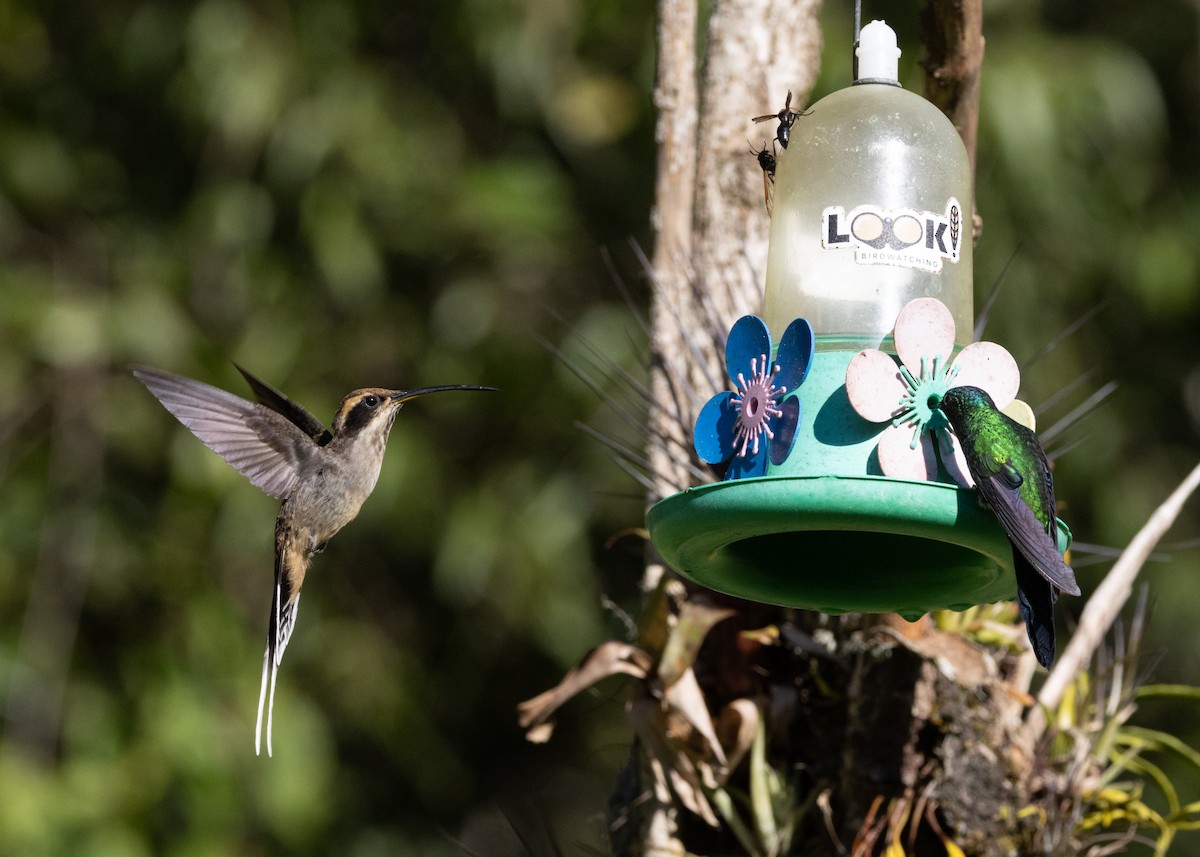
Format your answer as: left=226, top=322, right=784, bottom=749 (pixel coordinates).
left=1, top=0, right=1200, bottom=854
left=0, top=0, right=654, bottom=853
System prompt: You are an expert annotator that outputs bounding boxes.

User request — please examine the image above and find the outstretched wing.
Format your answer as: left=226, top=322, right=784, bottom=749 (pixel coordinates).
left=972, top=461, right=1081, bottom=597
left=234, top=365, right=333, bottom=446
left=133, top=365, right=315, bottom=500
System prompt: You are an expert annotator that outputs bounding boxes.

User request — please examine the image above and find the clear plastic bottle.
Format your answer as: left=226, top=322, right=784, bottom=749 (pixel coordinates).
left=763, top=20, right=973, bottom=349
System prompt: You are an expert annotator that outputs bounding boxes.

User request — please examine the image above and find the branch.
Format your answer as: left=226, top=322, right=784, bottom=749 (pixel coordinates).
left=919, top=0, right=984, bottom=178
left=1025, top=458, right=1200, bottom=741
left=646, top=0, right=700, bottom=505
left=651, top=0, right=698, bottom=269
left=644, top=0, right=820, bottom=505
left=693, top=0, right=821, bottom=324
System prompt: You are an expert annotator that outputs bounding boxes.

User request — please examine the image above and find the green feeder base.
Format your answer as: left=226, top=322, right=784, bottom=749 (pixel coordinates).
left=646, top=474, right=1019, bottom=618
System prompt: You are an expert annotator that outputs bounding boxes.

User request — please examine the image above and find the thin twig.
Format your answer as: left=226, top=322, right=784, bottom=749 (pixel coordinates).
left=1034, top=369, right=1096, bottom=417
left=544, top=306, right=653, bottom=402
left=1027, top=459, right=1200, bottom=740
left=599, top=246, right=651, bottom=339
left=973, top=245, right=1019, bottom=341
left=1039, top=380, right=1118, bottom=445
left=532, top=333, right=647, bottom=436
left=1021, top=302, right=1105, bottom=370
left=1068, top=541, right=1170, bottom=568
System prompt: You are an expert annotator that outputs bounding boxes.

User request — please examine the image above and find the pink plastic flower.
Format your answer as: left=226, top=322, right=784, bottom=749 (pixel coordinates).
left=845, top=298, right=1022, bottom=486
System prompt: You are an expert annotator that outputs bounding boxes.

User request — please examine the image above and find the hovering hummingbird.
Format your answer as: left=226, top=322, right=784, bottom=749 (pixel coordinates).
left=937, top=385, right=1081, bottom=669
left=133, top=365, right=496, bottom=755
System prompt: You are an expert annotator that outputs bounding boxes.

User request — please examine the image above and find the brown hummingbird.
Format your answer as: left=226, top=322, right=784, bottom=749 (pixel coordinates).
left=133, top=364, right=496, bottom=756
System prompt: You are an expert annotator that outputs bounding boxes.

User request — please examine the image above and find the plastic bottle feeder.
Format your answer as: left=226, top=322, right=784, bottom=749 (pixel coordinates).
left=646, top=20, right=1070, bottom=619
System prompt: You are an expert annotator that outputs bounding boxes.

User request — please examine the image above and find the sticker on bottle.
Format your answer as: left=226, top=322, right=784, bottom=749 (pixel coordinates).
left=821, top=198, right=964, bottom=272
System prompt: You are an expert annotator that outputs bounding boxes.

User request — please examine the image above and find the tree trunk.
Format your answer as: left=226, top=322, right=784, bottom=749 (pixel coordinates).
left=646, top=0, right=822, bottom=509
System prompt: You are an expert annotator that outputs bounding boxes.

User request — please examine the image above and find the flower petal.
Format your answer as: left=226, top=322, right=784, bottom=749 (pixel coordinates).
left=878, top=422, right=939, bottom=481
left=846, top=350, right=907, bottom=422
left=769, top=395, right=801, bottom=467
left=727, top=440, right=769, bottom=479
left=773, top=318, right=815, bottom=394
left=894, top=298, right=955, bottom=376
left=936, top=429, right=974, bottom=487
left=1002, top=398, right=1036, bottom=431
left=949, top=341, right=1020, bottom=409
left=693, top=392, right=738, bottom=464
left=725, top=315, right=771, bottom=386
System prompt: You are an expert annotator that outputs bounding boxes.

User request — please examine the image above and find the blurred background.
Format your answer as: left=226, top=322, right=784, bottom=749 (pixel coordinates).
left=1, top=0, right=1200, bottom=853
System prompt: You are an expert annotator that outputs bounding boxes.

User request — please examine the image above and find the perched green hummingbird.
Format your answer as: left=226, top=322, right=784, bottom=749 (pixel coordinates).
left=937, top=385, right=1080, bottom=668
left=133, top=365, right=496, bottom=755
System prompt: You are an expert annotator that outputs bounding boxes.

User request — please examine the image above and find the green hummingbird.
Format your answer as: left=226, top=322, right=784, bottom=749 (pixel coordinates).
left=937, top=385, right=1080, bottom=668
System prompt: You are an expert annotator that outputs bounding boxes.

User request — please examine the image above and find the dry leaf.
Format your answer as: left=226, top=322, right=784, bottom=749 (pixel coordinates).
left=658, top=601, right=735, bottom=688
left=517, top=641, right=652, bottom=742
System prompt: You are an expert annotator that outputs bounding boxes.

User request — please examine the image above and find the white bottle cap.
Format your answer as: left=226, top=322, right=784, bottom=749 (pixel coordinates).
left=856, top=19, right=901, bottom=82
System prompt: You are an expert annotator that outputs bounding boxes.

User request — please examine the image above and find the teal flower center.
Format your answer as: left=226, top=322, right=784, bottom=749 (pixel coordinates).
left=892, top=354, right=959, bottom=449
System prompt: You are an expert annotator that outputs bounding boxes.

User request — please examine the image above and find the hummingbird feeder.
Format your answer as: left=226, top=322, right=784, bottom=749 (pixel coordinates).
left=647, top=19, right=1071, bottom=619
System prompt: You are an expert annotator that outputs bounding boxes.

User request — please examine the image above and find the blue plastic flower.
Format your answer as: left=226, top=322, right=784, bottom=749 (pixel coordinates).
left=693, top=315, right=815, bottom=479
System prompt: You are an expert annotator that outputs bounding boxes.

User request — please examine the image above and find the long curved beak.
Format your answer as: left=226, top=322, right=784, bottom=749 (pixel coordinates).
left=391, top=385, right=498, bottom=404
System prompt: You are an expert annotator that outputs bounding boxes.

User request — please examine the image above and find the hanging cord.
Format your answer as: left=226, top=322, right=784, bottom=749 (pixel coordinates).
left=852, top=0, right=862, bottom=79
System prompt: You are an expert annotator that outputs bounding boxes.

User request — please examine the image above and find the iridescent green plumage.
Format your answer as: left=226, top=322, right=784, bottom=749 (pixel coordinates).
left=938, top=386, right=1080, bottom=668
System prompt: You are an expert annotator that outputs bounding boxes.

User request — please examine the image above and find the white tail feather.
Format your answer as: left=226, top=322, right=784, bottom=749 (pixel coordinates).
left=265, top=654, right=279, bottom=757
left=255, top=646, right=271, bottom=756
left=254, top=583, right=301, bottom=757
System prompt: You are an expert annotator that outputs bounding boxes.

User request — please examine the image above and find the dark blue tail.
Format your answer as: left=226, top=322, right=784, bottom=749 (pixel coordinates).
left=1014, top=549, right=1057, bottom=668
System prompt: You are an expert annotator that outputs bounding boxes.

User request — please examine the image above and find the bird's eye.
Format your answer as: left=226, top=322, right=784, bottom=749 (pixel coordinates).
left=363, top=394, right=380, bottom=408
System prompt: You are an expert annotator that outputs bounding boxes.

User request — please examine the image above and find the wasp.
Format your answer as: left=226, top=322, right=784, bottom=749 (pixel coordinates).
left=752, top=89, right=810, bottom=149
left=749, top=141, right=777, bottom=215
